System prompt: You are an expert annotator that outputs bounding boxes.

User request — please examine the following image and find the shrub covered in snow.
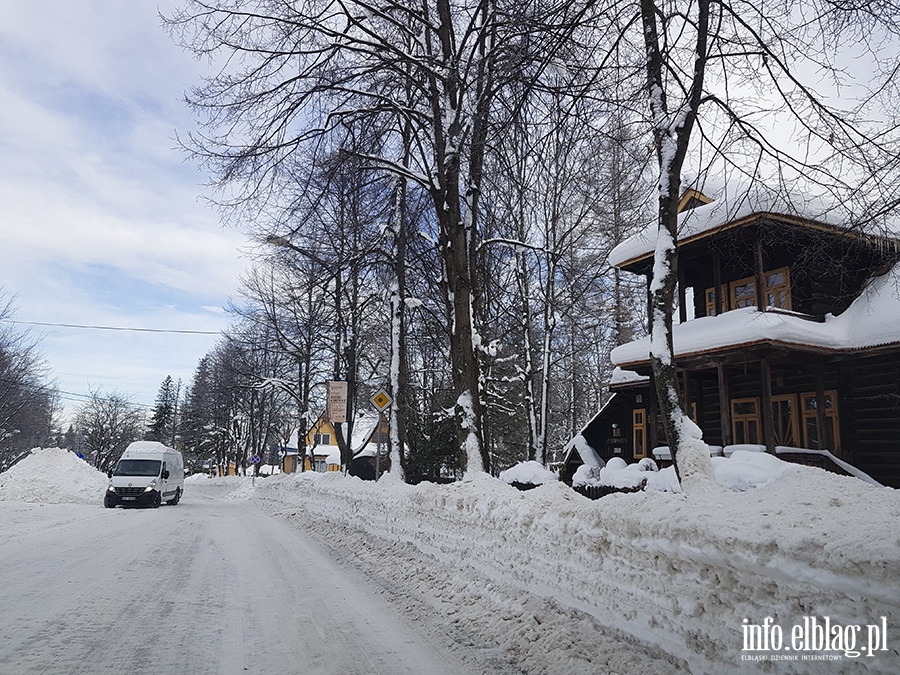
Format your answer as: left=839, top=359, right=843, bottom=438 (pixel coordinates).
left=498, top=460, right=557, bottom=487
left=577, top=450, right=813, bottom=494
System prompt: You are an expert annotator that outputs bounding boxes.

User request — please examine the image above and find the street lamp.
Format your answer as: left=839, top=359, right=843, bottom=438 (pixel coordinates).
left=265, top=234, right=333, bottom=269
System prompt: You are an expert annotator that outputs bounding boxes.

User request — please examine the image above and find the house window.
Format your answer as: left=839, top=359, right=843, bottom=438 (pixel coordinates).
left=771, top=394, right=800, bottom=447
left=313, top=433, right=331, bottom=446
left=730, top=276, right=757, bottom=309
left=705, top=285, right=729, bottom=316
left=633, top=409, right=647, bottom=459
left=705, top=266, right=792, bottom=316
left=801, top=391, right=840, bottom=454
left=765, top=267, right=792, bottom=310
left=731, top=398, right=760, bottom=444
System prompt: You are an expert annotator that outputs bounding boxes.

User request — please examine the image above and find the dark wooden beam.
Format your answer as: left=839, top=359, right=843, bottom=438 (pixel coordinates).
left=815, top=369, right=827, bottom=451
left=760, top=357, right=776, bottom=453
left=717, top=361, right=732, bottom=446
left=755, top=238, right=766, bottom=312
left=713, top=250, right=723, bottom=316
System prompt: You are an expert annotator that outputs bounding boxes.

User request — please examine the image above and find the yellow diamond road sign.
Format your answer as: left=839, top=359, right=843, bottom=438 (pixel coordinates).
left=371, top=389, right=393, bottom=412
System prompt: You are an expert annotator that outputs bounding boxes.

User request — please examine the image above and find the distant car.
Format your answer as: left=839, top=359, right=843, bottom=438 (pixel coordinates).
left=105, top=442, right=184, bottom=508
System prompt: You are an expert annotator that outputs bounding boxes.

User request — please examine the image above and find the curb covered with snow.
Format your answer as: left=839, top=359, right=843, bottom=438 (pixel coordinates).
left=251, top=468, right=900, bottom=674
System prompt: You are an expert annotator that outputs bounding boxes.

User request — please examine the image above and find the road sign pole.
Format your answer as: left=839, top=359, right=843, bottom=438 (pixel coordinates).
left=369, top=389, right=393, bottom=481
left=375, top=412, right=382, bottom=481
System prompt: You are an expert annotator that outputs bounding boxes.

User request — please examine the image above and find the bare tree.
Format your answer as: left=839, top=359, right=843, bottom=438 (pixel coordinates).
left=587, top=0, right=900, bottom=487
left=165, top=0, right=606, bottom=474
left=75, top=389, right=145, bottom=472
left=0, top=295, right=56, bottom=470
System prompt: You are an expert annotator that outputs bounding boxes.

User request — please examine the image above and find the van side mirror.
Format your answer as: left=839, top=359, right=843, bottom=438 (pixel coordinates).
left=107, top=470, right=113, bottom=478
left=162, top=469, right=170, bottom=480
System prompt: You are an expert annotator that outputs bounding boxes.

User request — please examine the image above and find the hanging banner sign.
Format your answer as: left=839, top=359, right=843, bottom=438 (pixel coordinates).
left=326, top=381, right=349, bottom=423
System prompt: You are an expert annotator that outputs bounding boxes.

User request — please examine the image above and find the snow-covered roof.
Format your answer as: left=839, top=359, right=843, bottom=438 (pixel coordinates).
left=562, top=434, right=604, bottom=468
left=612, top=262, right=900, bottom=366
left=609, top=183, right=900, bottom=268
left=351, top=411, right=380, bottom=452
left=123, top=441, right=174, bottom=454
left=609, top=367, right=649, bottom=386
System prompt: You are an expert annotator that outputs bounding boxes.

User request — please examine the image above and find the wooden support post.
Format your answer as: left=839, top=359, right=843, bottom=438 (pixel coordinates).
left=760, top=357, right=776, bottom=454
left=717, top=361, right=732, bottom=447
left=755, top=239, right=766, bottom=312
left=713, top=250, right=723, bottom=316
left=815, top=369, right=828, bottom=451
left=678, top=263, right=688, bottom=324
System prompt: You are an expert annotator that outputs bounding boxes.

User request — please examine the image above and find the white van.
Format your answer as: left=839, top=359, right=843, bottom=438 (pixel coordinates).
left=105, top=441, right=184, bottom=508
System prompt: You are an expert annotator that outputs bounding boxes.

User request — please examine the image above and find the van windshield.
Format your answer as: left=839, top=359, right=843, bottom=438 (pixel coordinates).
left=114, top=459, right=161, bottom=477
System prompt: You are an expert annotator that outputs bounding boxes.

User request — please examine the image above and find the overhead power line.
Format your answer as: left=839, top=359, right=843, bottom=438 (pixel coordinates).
left=4, top=320, right=221, bottom=335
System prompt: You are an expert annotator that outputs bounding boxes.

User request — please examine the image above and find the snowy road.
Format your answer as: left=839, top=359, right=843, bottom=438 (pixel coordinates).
left=0, top=486, right=477, bottom=675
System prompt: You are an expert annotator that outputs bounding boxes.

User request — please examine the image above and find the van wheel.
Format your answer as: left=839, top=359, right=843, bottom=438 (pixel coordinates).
left=104, top=495, right=116, bottom=509
left=153, top=492, right=162, bottom=508
left=167, top=488, right=181, bottom=506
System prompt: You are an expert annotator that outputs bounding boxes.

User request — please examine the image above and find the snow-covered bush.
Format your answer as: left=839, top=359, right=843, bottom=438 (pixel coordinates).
left=498, top=460, right=557, bottom=489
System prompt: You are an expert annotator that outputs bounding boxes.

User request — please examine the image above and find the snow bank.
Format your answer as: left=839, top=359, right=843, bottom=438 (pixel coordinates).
left=251, top=466, right=900, bottom=674
left=0, top=448, right=108, bottom=504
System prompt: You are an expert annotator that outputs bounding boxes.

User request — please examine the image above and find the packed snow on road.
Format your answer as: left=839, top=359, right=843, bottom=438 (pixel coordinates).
left=1, top=448, right=899, bottom=674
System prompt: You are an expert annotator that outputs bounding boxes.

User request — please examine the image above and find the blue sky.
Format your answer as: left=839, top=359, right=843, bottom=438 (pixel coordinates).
left=0, top=1, right=248, bottom=420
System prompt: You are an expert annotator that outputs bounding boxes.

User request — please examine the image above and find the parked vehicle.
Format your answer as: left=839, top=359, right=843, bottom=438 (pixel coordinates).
left=105, top=441, right=184, bottom=508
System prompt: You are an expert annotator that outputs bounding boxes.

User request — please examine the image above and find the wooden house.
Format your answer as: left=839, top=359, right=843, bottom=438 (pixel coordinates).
left=565, top=189, right=900, bottom=488
left=280, top=414, right=342, bottom=473
left=304, top=414, right=342, bottom=472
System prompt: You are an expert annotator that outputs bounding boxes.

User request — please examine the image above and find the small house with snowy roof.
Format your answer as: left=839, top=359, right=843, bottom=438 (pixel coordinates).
left=281, top=410, right=391, bottom=476
left=565, top=186, right=900, bottom=488
left=281, top=415, right=342, bottom=473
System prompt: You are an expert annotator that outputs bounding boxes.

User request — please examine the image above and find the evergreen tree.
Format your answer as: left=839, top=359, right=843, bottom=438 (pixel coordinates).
left=146, top=376, right=180, bottom=445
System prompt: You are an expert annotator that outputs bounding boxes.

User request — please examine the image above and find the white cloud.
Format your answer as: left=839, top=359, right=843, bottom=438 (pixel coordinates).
left=0, top=1, right=246, bottom=418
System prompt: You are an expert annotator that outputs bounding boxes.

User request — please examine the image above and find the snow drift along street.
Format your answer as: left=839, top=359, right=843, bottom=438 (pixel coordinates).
left=247, top=465, right=900, bottom=674
left=1, top=448, right=899, bottom=673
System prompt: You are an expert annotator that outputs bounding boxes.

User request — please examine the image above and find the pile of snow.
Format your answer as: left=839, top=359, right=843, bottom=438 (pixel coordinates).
left=249, top=463, right=900, bottom=674
left=498, top=460, right=557, bottom=485
left=0, top=448, right=108, bottom=504
left=593, top=456, right=673, bottom=490
left=574, top=451, right=795, bottom=493
left=711, top=450, right=793, bottom=491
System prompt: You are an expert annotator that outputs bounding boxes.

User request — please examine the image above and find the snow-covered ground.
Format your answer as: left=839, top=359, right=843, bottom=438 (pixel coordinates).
left=2, top=448, right=899, bottom=673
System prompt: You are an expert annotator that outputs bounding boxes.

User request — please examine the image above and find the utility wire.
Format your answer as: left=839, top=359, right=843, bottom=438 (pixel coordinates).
left=3, top=319, right=220, bottom=335
left=0, top=376, right=156, bottom=410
